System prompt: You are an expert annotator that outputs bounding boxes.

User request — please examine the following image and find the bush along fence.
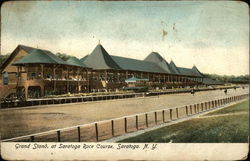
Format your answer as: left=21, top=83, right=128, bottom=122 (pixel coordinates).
left=0, top=86, right=241, bottom=109
left=1, top=93, right=249, bottom=142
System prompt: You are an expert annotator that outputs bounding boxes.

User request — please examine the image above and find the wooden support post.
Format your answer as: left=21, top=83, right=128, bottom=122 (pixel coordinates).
left=25, top=86, right=28, bottom=101
left=53, top=65, right=56, bottom=92
left=162, top=110, right=165, bottom=122
left=124, top=117, right=127, bottom=133
left=117, top=71, right=120, bottom=82
left=170, top=109, right=173, bottom=120
left=145, top=113, right=148, bottom=127
left=57, top=130, right=61, bottom=142
left=67, top=67, right=69, bottom=93
left=41, top=85, right=44, bottom=97
left=154, top=111, right=157, bottom=124
left=41, top=64, right=44, bottom=79
left=111, top=120, right=114, bottom=136
left=95, top=123, right=98, bottom=142
left=135, top=115, right=139, bottom=130
left=77, top=127, right=81, bottom=142
left=86, top=69, right=89, bottom=93
left=77, top=68, right=80, bottom=93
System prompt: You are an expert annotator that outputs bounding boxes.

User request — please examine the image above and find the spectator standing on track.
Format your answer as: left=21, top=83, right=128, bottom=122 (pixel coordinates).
left=191, top=88, right=195, bottom=96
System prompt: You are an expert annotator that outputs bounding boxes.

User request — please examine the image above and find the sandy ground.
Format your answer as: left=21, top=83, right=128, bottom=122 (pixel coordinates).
left=0, top=87, right=249, bottom=139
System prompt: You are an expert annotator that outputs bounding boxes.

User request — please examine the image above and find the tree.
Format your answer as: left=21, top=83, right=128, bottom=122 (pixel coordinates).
left=0, top=54, right=10, bottom=66
left=55, top=52, right=73, bottom=61
left=204, top=73, right=249, bottom=84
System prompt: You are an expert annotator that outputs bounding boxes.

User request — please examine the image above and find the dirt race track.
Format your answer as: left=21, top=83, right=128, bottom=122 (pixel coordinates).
left=0, top=87, right=249, bottom=139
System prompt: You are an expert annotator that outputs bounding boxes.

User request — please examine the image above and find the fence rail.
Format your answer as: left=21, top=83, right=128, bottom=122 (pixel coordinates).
left=1, top=93, right=249, bottom=142
left=0, top=86, right=242, bottom=109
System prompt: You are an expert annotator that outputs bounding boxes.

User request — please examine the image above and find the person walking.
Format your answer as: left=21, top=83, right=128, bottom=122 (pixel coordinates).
left=224, top=89, right=227, bottom=95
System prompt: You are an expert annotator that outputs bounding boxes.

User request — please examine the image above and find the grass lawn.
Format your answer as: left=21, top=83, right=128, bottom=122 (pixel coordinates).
left=205, top=100, right=249, bottom=116
left=119, top=100, right=249, bottom=143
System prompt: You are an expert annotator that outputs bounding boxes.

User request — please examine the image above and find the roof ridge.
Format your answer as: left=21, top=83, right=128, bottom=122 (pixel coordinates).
left=83, top=44, right=121, bottom=70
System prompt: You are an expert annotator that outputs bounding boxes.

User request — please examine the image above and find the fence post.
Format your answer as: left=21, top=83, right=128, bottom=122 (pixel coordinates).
left=190, top=105, right=192, bottom=114
left=145, top=113, right=148, bottom=127
left=77, top=127, right=81, bottom=142
left=95, top=123, right=98, bottom=142
left=185, top=106, right=188, bottom=115
left=170, top=109, right=173, bottom=120
left=124, top=117, right=127, bottom=133
left=135, top=115, right=139, bottom=130
left=30, top=136, right=34, bottom=142
left=162, top=110, right=165, bottom=123
left=57, top=130, right=61, bottom=142
left=176, top=108, right=179, bottom=118
left=111, top=120, right=114, bottom=136
left=155, top=112, right=157, bottom=125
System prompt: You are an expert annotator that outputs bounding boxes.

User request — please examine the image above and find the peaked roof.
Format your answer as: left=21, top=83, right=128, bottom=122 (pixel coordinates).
left=192, top=65, right=204, bottom=77
left=111, top=55, right=168, bottom=73
left=144, top=52, right=172, bottom=73
left=66, top=57, right=87, bottom=68
left=169, top=60, right=180, bottom=74
left=83, top=44, right=121, bottom=70
left=13, top=49, right=68, bottom=65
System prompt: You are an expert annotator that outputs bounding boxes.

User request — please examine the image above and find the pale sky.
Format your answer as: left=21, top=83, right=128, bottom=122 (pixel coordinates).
left=1, top=1, right=249, bottom=76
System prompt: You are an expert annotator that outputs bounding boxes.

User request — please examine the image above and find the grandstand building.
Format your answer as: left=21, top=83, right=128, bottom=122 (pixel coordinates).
left=0, top=43, right=220, bottom=100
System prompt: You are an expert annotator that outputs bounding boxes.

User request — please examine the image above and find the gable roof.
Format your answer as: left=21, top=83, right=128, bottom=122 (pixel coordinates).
left=144, top=52, right=172, bottom=73
left=0, top=45, right=66, bottom=72
left=13, top=48, right=68, bottom=65
left=83, top=44, right=121, bottom=70
left=66, top=57, right=88, bottom=68
left=0, top=45, right=35, bottom=73
left=111, top=55, right=168, bottom=73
